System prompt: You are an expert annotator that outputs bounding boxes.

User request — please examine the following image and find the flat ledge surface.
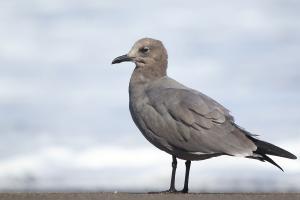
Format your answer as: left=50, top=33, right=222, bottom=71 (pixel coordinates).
left=0, top=192, right=300, bottom=200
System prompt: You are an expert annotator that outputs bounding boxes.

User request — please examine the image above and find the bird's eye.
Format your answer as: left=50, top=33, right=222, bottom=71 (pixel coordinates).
left=140, top=46, right=150, bottom=53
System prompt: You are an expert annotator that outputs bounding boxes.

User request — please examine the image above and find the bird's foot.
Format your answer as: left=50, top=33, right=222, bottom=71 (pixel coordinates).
left=149, top=188, right=188, bottom=194
left=181, top=188, right=188, bottom=193
left=148, top=188, right=177, bottom=194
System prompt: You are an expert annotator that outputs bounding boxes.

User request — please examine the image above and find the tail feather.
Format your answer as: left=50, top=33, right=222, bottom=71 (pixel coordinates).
left=247, top=153, right=284, bottom=171
left=260, top=154, right=284, bottom=172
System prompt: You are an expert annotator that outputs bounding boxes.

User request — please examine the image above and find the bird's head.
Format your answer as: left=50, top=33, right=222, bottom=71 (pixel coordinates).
left=112, top=38, right=168, bottom=77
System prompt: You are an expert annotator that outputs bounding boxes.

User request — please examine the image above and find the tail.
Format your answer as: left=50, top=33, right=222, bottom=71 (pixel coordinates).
left=246, top=136, right=297, bottom=171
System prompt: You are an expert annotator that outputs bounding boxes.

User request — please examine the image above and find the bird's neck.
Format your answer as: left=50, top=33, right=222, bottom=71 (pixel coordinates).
left=130, top=65, right=166, bottom=85
left=129, top=65, right=166, bottom=101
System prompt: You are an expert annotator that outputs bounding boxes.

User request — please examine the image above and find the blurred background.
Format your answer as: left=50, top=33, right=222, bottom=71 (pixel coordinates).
left=0, top=0, right=299, bottom=192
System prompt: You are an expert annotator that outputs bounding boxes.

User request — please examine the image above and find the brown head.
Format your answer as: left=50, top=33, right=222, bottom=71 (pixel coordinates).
left=112, top=38, right=168, bottom=80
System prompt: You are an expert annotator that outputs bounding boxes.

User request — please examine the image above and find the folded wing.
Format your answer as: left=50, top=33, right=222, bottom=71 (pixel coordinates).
left=144, top=86, right=257, bottom=157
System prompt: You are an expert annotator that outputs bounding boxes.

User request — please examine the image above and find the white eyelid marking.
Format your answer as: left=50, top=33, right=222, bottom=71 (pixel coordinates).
left=141, top=46, right=150, bottom=53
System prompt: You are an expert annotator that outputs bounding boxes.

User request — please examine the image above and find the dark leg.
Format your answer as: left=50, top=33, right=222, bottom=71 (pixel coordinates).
left=168, top=155, right=178, bottom=192
left=181, top=160, right=191, bottom=193
left=148, top=155, right=178, bottom=193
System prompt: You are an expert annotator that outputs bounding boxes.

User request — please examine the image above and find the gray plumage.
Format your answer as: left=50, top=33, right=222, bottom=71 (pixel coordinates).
left=130, top=76, right=257, bottom=160
left=112, top=38, right=297, bottom=193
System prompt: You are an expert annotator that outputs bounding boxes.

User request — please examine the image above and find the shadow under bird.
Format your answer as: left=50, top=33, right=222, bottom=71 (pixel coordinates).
left=111, top=38, right=297, bottom=193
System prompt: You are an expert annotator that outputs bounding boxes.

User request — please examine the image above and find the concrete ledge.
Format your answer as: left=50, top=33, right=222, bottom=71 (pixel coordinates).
left=0, top=192, right=300, bottom=200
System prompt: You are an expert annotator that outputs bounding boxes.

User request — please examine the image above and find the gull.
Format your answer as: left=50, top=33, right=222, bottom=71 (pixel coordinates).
left=111, top=38, right=297, bottom=193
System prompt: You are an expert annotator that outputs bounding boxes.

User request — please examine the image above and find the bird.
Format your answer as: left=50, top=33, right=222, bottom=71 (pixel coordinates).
left=111, top=38, right=297, bottom=193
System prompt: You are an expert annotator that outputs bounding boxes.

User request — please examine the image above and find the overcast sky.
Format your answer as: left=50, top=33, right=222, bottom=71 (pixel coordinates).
left=0, top=0, right=299, bottom=192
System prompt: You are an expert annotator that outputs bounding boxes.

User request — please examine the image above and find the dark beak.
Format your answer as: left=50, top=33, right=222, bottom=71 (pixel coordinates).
left=111, top=54, right=132, bottom=64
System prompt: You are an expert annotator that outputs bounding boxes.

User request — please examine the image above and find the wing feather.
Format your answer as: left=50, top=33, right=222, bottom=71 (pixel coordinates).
left=145, top=87, right=257, bottom=156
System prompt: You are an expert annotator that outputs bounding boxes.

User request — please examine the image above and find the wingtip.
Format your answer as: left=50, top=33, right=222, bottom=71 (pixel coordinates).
left=283, top=152, right=297, bottom=160
left=291, top=154, right=297, bottom=160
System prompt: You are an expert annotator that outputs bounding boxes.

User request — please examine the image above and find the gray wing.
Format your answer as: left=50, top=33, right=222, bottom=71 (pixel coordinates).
left=143, top=87, right=257, bottom=156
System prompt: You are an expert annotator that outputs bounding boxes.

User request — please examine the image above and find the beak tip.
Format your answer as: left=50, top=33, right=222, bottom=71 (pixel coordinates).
left=111, top=59, right=117, bottom=65
left=111, top=54, right=132, bottom=65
